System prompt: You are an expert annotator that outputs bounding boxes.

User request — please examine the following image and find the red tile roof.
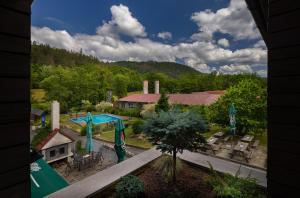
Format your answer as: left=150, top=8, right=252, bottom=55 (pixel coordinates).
left=118, top=91, right=225, bottom=106
left=35, top=129, right=74, bottom=151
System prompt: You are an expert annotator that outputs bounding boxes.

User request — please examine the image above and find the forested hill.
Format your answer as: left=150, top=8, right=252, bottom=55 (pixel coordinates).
left=31, top=43, right=101, bottom=66
left=31, top=43, right=200, bottom=77
left=110, top=61, right=199, bottom=78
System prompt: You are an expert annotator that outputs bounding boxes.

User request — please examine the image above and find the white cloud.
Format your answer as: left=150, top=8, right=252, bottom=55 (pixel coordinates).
left=96, top=4, right=146, bottom=38
left=219, top=64, right=253, bottom=74
left=253, top=39, right=267, bottom=49
left=191, top=0, right=260, bottom=41
left=157, top=31, right=172, bottom=40
left=217, top=38, right=229, bottom=47
left=256, top=70, right=267, bottom=77
left=31, top=3, right=267, bottom=75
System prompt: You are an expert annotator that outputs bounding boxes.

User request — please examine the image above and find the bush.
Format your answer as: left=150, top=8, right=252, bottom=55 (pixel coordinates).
left=207, top=163, right=265, bottom=198
left=140, top=104, right=155, bottom=118
left=95, top=101, right=113, bottom=113
left=115, top=175, right=145, bottom=198
left=132, top=120, right=144, bottom=134
left=81, top=100, right=94, bottom=112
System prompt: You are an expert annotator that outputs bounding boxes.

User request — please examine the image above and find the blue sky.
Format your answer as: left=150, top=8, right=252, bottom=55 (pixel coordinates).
left=31, top=0, right=267, bottom=76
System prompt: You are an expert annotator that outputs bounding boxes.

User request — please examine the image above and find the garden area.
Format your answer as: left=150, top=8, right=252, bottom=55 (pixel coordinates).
left=99, top=155, right=266, bottom=198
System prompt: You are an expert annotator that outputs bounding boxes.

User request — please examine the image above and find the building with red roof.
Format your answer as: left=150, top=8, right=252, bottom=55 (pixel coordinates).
left=117, top=80, right=224, bottom=108
left=35, top=129, right=74, bottom=163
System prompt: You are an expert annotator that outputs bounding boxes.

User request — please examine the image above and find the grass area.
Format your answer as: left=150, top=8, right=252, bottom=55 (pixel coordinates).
left=96, top=126, right=152, bottom=149
left=31, top=89, right=46, bottom=102
left=60, top=114, right=83, bottom=132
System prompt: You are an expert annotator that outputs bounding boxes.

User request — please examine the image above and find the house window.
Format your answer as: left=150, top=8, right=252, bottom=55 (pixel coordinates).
left=59, top=147, right=65, bottom=154
left=129, top=103, right=135, bottom=108
left=50, top=150, right=56, bottom=157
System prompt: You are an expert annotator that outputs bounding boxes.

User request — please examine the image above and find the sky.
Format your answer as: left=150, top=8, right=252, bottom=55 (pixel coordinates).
left=31, top=0, right=267, bottom=77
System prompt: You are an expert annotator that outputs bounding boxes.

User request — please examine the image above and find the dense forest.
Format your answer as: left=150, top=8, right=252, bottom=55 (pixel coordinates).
left=31, top=43, right=266, bottom=114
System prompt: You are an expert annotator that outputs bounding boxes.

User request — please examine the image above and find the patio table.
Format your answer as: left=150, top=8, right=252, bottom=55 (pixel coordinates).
left=207, top=137, right=219, bottom=145
left=234, top=141, right=249, bottom=152
left=213, top=132, right=224, bottom=138
left=241, top=135, right=254, bottom=143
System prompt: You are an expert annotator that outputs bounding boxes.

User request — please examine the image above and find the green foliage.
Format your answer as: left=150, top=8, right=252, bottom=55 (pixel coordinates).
left=140, top=104, right=155, bottom=118
left=81, top=100, right=94, bottom=112
left=31, top=42, right=100, bottom=67
left=115, top=175, right=145, bottom=198
left=207, top=163, right=265, bottom=198
left=95, top=101, right=113, bottom=112
left=209, top=79, right=267, bottom=135
left=31, top=44, right=267, bottom=114
left=131, top=120, right=144, bottom=134
left=31, top=125, right=51, bottom=147
left=152, top=155, right=182, bottom=183
left=144, top=109, right=207, bottom=182
left=144, top=109, right=207, bottom=154
left=155, top=92, right=170, bottom=112
left=76, top=140, right=82, bottom=151
left=113, top=74, right=129, bottom=97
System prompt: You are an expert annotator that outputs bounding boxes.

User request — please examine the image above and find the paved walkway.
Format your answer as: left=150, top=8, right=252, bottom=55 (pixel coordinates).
left=48, top=148, right=161, bottom=198
left=178, top=150, right=267, bottom=187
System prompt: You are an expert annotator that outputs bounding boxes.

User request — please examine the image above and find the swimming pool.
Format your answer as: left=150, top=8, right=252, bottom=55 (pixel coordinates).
left=70, top=114, right=121, bottom=124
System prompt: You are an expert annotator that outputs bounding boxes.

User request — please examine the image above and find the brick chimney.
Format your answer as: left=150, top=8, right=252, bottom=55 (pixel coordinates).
left=155, top=80, right=159, bottom=94
left=143, top=80, right=148, bottom=94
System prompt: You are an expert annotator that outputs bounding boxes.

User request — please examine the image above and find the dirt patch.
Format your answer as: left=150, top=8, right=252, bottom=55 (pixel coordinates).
left=137, top=161, right=215, bottom=198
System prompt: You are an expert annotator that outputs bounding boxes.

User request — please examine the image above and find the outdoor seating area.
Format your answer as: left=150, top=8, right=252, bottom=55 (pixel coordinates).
left=202, top=132, right=266, bottom=167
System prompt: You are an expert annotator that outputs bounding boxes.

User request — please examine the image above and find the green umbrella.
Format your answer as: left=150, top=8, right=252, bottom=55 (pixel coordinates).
left=31, top=159, right=68, bottom=198
left=114, top=119, right=126, bottom=163
left=85, top=112, right=93, bottom=153
left=229, top=103, right=237, bottom=136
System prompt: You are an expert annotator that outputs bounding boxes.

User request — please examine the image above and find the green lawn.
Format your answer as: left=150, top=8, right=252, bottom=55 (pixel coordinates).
left=96, top=126, right=152, bottom=149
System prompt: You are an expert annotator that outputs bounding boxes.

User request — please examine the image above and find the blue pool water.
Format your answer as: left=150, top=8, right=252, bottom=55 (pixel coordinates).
left=70, top=114, right=121, bottom=124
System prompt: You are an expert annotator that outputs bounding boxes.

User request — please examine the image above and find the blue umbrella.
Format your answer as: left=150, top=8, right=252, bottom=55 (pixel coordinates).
left=85, top=112, right=93, bottom=153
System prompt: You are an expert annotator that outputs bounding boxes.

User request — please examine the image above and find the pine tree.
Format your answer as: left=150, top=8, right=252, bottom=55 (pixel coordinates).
left=155, top=92, right=169, bottom=112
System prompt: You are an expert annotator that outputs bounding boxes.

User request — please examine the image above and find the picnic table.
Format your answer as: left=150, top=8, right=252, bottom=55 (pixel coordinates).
left=230, top=141, right=250, bottom=161
left=241, top=135, right=254, bottom=142
left=213, top=132, right=224, bottom=138
left=207, top=137, right=219, bottom=145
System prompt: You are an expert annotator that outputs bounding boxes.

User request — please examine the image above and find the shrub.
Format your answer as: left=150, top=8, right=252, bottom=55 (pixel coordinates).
left=81, top=100, right=94, bottom=112
left=132, top=120, right=144, bottom=134
left=95, top=101, right=113, bottom=113
left=140, top=104, right=155, bottom=118
left=115, top=175, right=145, bottom=198
left=207, top=163, right=266, bottom=198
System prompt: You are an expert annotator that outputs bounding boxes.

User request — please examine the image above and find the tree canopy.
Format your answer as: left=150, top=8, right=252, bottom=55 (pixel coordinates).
left=209, top=79, right=267, bottom=134
left=143, top=109, right=207, bottom=182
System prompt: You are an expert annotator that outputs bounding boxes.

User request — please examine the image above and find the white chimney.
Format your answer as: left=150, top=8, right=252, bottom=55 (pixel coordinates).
left=155, top=80, right=159, bottom=94
left=143, top=80, right=148, bottom=94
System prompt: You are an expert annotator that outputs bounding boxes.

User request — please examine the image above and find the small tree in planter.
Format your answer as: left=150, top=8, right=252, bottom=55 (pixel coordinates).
left=143, top=109, right=207, bottom=183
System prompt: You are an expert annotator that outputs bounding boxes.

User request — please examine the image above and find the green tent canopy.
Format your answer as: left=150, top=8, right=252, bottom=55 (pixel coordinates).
left=31, top=159, right=68, bottom=198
